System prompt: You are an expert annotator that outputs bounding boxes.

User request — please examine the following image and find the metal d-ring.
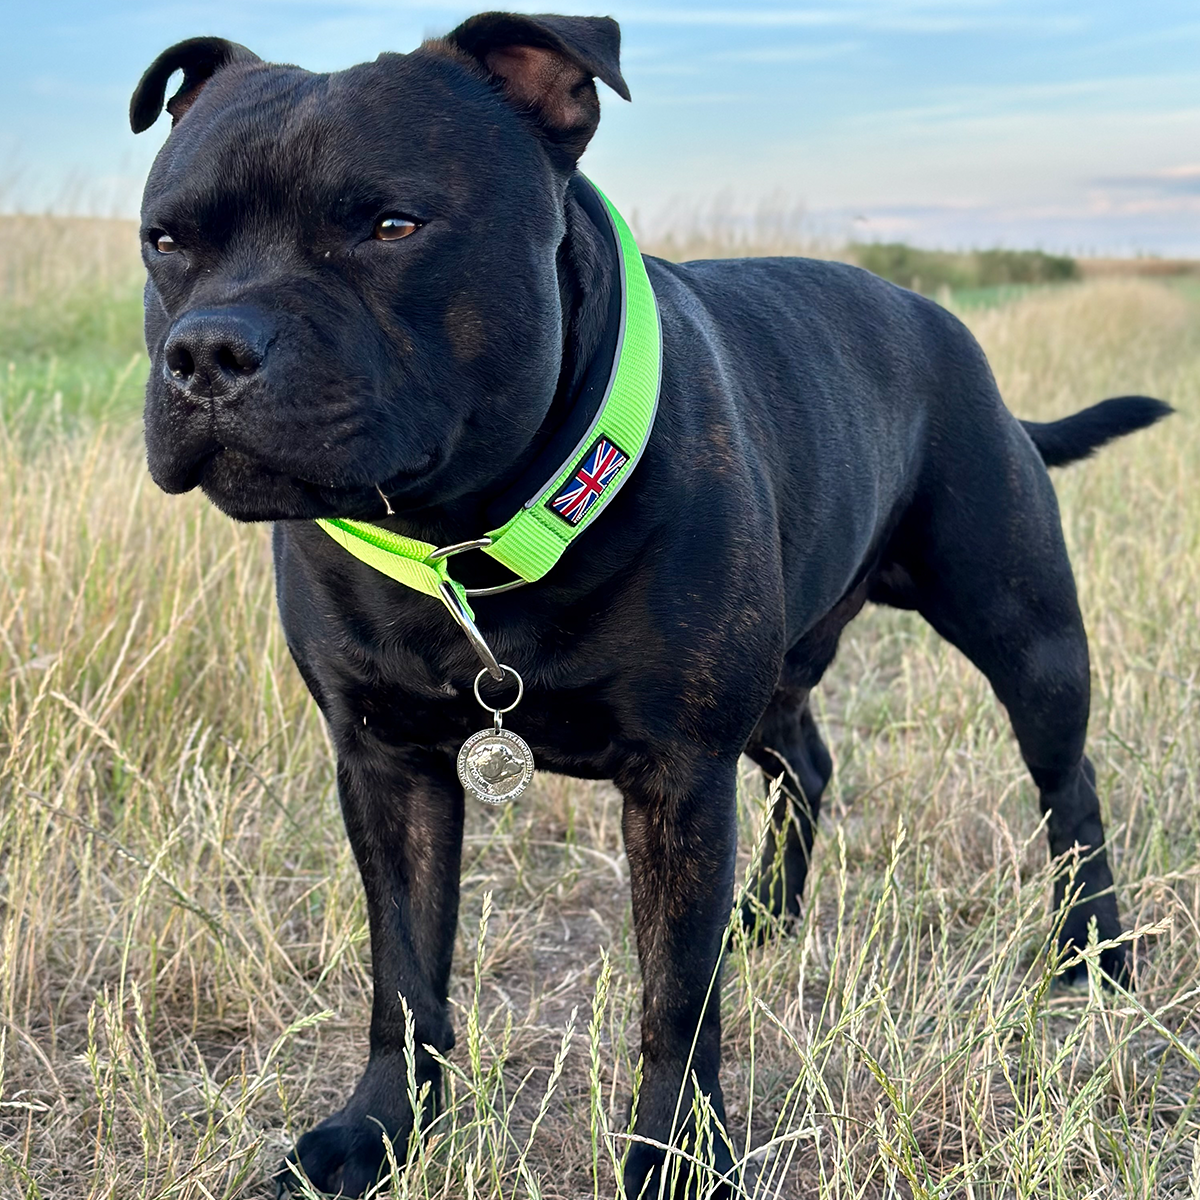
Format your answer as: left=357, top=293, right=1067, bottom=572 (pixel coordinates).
left=437, top=581, right=504, bottom=680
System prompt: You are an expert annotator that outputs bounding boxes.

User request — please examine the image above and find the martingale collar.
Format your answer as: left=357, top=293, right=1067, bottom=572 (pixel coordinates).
left=315, top=176, right=662, bottom=677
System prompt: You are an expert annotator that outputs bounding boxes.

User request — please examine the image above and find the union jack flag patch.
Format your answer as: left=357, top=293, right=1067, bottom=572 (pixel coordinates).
left=548, top=436, right=629, bottom=526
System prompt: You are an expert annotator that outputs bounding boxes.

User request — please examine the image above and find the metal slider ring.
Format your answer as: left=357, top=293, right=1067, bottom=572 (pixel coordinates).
left=428, top=537, right=528, bottom=598
left=427, top=537, right=493, bottom=562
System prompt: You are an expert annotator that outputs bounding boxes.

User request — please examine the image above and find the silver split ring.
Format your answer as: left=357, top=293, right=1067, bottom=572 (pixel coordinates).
left=473, top=664, right=524, bottom=714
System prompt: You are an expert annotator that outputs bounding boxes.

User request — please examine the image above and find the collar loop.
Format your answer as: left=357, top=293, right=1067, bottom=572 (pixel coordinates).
left=314, top=177, right=661, bottom=673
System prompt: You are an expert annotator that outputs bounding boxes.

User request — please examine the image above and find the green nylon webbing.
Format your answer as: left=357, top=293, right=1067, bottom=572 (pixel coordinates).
left=482, top=180, right=661, bottom=580
left=314, top=178, right=660, bottom=624
left=315, top=517, right=475, bottom=620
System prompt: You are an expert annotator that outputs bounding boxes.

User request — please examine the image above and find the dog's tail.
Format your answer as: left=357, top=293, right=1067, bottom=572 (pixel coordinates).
left=1021, top=395, right=1173, bottom=468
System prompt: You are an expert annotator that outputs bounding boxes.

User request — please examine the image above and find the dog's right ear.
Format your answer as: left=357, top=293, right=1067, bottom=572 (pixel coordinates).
left=130, top=37, right=260, bottom=133
left=445, top=13, right=629, bottom=166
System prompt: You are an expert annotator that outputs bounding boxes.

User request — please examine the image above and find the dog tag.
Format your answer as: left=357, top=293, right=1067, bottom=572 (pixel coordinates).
left=457, top=666, right=535, bottom=805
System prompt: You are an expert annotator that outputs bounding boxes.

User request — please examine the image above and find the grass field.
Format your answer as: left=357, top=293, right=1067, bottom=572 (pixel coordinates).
left=1, top=219, right=1198, bottom=1199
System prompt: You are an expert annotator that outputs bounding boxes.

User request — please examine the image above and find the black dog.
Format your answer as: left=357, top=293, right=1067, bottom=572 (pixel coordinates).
left=130, top=13, right=1169, bottom=1196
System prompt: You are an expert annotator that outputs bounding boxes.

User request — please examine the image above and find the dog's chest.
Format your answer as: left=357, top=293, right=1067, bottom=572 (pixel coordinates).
left=352, top=664, right=627, bottom=779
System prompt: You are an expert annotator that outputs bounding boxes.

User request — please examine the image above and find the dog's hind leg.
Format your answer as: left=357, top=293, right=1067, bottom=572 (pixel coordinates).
left=879, top=417, right=1128, bottom=986
left=741, top=687, right=832, bottom=932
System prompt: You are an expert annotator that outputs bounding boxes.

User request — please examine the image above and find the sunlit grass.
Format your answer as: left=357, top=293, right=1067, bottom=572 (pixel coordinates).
left=0, top=216, right=146, bottom=427
left=0, top=223, right=1197, bottom=1198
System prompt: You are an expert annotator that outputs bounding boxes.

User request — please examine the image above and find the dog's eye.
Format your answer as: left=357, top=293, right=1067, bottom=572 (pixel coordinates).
left=153, top=232, right=179, bottom=254
left=373, top=215, right=420, bottom=242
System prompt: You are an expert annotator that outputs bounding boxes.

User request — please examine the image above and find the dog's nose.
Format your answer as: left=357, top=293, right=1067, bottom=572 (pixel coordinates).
left=162, top=308, right=269, bottom=398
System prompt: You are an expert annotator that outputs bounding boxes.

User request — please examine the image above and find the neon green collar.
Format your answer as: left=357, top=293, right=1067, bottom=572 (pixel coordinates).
left=315, top=178, right=662, bottom=674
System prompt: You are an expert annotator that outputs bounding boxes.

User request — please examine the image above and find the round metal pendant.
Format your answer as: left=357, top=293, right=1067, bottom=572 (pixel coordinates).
left=457, top=727, right=536, bottom=805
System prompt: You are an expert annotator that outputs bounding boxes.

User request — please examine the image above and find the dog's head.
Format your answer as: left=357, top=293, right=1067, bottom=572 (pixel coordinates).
left=130, top=14, right=629, bottom=522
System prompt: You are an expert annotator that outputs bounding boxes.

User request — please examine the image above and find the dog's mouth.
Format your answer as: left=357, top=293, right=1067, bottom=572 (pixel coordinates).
left=162, top=446, right=438, bottom=523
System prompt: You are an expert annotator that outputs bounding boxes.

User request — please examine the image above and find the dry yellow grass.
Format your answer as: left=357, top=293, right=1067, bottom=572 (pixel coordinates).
left=0, top=234, right=1197, bottom=1198
left=0, top=216, right=140, bottom=307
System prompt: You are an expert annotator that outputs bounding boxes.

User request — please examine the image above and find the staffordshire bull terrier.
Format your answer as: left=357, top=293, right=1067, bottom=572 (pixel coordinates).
left=130, top=12, right=1169, bottom=1196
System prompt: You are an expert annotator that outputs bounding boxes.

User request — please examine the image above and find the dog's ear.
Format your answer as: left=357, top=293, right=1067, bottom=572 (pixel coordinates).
left=446, top=13, right=630, bottom=163
left=130, top=37, right=261, bottom=133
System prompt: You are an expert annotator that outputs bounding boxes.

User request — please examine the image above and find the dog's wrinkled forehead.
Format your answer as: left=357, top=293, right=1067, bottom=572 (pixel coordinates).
left=142, top=53, right=552, bottom=236
left=134, top=15, right=630, bottom=238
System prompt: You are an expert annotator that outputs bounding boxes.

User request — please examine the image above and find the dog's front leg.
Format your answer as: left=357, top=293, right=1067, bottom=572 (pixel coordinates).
left=279, top=745, right=463, bottom=1198
left=620, top=753, right=739, bottom=1198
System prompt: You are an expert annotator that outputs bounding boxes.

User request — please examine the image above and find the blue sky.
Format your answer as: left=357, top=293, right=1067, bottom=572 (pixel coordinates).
left=3, top=1, right=1199, bottom=254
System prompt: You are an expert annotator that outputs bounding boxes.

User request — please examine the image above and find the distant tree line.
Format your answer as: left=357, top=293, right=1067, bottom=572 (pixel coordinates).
left=850, top=242, right=1079, bottom=293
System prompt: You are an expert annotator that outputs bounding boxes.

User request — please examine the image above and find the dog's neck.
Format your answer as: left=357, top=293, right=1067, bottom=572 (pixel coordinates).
left=555, top=178, right=618, bottom=417
left=390, top=174, right=618, bottom=565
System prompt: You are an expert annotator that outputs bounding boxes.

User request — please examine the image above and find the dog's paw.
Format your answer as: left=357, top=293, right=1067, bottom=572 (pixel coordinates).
left=622, top=1112, right=737, bottom=1200
left=623, top=1139, right=736, bottom=1200
left=737, top=895, right=800, bottom=947
left=1052, top=907, right=1131, bottom=991
left=276, top=1108, right=410, bottom=1198
left=1053, top=940, right=1131, bottom=991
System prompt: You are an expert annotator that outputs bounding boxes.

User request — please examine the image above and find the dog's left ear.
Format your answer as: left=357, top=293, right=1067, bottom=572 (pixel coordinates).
left=446, top=12, right=630, bottom=164
left=130, top=37, right=261, bottom=133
